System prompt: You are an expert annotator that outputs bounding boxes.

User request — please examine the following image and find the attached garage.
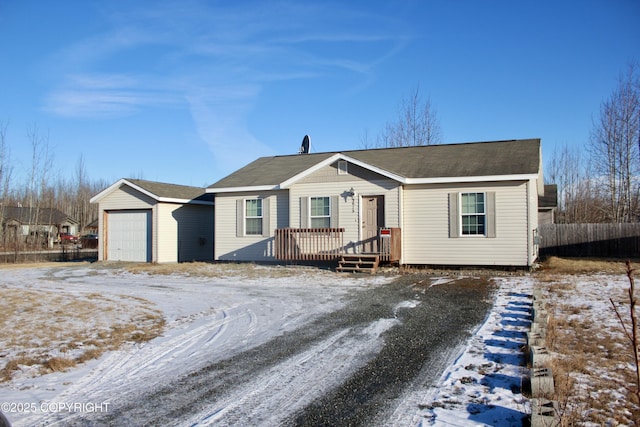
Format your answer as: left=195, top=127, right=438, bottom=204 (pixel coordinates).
left=91, top=179, right=214, bottom=263
left=106, top=210, right=152, bottom=262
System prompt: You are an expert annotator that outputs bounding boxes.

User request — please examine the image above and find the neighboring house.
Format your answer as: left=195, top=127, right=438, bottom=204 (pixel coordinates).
left=90, top=179, right=214, bottom=263
left=83, top=219, right=99, bottom=235
left=538, top=184, right=558, bottom=225
left=0, top=206, right=79, bottom=248
left=207, top=139, right=548, bottom=267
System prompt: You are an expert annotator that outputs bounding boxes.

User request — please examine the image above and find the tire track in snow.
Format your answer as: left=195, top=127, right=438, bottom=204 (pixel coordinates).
left=189, top=319, right=399, bottom=426
left=25, top=304, right=258, bottom=426
left=60, top=283, right=408, bottom=426
left=29, top=273, right=493, bottom=427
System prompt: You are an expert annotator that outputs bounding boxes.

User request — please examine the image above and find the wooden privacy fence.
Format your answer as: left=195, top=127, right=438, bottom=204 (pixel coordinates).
left=538, top=223, right=640, bottom=258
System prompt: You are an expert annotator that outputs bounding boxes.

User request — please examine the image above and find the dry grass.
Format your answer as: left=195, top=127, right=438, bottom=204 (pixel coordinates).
left=547, top=313, right=637, bottom=425
left=0, top=261, right=92, bottom=270
left=540, top=256, right=639, bottom=275
left=536, top=257, right=640, bottom=425
left=123, top=261, right=325, bottom=279
left=0, top=287, right=164, bottom=382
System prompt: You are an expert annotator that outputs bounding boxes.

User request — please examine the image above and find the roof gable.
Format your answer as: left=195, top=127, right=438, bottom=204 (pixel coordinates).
left=91, top=179, right=213, bottom=205
left=207, top=139, right=541, bottom=193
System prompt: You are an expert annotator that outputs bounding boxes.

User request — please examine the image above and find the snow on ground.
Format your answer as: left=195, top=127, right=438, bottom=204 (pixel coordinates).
left=0, top=263, right=395, bottom=426
left=534, top=270, right=638, bottom=425
left=1, top=262, right=631, bottom=426
left=415, top=277, right=534, bottom=426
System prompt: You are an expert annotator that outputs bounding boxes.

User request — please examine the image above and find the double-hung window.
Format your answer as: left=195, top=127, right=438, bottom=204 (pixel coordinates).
left=245, top=198, right=263, bottom=235
left=461, top=192, right=486, bottom=235
left=310, top=197, right=331, bottom=228
left=449, top=191, right=495, bottom=238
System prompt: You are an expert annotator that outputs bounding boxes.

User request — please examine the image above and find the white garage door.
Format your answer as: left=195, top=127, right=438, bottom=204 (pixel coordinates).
left=107, top=210, right=152, bottom=262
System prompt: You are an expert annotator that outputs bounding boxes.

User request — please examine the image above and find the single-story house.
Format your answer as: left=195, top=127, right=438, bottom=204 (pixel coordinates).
left=538, top=184, right=558, bottom=225
left=207, top=139, right=547, bottom=267
left=90, top=178, right=214, bottom=263
left=0, top=206, right=79, bottom=248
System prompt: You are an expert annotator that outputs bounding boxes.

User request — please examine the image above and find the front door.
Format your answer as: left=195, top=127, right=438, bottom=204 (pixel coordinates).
left=362, top=195, right=384, bottom=253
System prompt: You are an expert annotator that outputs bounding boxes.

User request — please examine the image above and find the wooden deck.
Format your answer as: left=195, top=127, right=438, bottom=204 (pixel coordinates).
left=275, top=227, right=401, bottom=267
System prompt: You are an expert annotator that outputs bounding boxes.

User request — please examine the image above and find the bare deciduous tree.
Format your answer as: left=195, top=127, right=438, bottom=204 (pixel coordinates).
left=0, top=122, right=107, bottom=253
left=0, top=121, right=11, bottom=200
left=20, top=124, right=56, bottom=248
left=546, top=144, right=597, bottom=222
left=589, top=63, right=640, bottom=223
left=362, top=85, right=443, bottom=148
left=0, top=121, right=13, bottom=247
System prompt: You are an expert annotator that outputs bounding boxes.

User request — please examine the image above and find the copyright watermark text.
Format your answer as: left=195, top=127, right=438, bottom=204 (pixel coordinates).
left=1, top=401, right=110, bottom=414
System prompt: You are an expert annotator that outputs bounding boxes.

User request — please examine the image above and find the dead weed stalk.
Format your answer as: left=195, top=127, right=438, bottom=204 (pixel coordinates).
left=609, top=260, right=640, bottom=425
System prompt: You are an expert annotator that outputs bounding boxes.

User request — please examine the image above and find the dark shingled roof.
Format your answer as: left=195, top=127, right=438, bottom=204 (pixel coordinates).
left=539, top=184, right=558, bottom=208
left=1, top=207, right=76, bottom=225
left=126, top=179, right=213, bottom=202
left=208, top=139, right=541, bottom=190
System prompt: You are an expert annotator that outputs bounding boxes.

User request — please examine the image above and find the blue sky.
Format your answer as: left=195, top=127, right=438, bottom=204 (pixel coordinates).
left=1, top=0, right=639, bottom=188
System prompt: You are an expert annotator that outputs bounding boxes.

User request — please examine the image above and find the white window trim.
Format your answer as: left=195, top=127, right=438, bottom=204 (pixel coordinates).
left=460, top=192, right=487, bottom=237
left=309, top=196, right=331, bottom=228
left=338, top=160, right=348, bottom=175
left=245, top=198, right=263, bottom=236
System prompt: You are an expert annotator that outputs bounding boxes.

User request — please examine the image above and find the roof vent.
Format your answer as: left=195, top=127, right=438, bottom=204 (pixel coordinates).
left=298, top=135, right=310, bottom=154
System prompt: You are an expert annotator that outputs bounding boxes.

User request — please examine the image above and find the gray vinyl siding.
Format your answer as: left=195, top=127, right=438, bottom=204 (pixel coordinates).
left=214, top=190, right=288, bottom=261
left=213, top=163, right=401, bottom=261
left=297, top=161, right=390, bottom=184
left=157, top=204, right=214, bottom=263
left=289, top=176, right=401, bottom=251
left=98, top=185, right=155, bottom=210
left=402, top=181, right=531, bottom=266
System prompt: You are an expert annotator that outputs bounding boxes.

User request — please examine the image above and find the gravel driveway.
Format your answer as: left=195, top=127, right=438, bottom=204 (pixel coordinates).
left=69, top=273, right=494, bottom=426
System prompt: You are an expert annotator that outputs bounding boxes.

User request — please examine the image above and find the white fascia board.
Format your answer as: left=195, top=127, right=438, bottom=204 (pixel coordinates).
left=89, top=178, right=143, bottom=204
left=404, top=173, right=539, bottom=185
left=206, top=185, right=279, bottom=194
left=339, top=154, right=407, bottom=183
left=91, top=179, right=212, bottom=205
left=280, top=153, right=406, bottom=188
left=279, top=154, right=343, bottom=188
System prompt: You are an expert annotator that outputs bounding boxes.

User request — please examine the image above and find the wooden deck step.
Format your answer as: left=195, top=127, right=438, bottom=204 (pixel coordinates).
left=336, top=254, right=380, bottom=274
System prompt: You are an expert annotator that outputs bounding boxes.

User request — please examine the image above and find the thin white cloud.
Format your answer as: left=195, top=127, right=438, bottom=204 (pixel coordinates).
left=44, top=72, right=182, bottom=118
left=45, top=89, right=176, bottom=118
left=186, top=89, right=275, bottom=175
left=42, top=0, right=411, bottom=165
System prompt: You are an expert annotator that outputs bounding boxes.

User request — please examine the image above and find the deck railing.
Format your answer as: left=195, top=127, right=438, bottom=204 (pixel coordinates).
left=274, top=227, right=402, bottom=263
left=275, top=228, right=345, bottom=261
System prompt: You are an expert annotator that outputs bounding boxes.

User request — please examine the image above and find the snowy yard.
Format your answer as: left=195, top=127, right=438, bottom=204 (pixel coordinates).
left=0, top=259, right=637, bottom=426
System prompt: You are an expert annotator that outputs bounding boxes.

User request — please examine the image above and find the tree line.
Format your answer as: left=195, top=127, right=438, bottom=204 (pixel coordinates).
left=0, top=122, right=110, bottom=247
left=548, top=63, right=640, bottom=223
left=2, top=63, right=638, bottom=248
left=368, top=67, right=640, bottom=225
